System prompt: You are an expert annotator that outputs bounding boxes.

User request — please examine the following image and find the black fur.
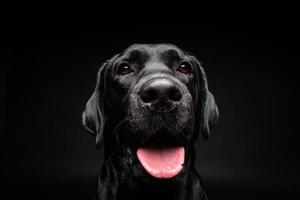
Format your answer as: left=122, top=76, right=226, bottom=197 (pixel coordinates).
left=82, top=44, right=219, bottom=200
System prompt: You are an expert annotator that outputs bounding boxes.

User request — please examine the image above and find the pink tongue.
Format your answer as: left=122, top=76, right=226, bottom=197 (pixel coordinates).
left=136, top=146, right=185, bottom=179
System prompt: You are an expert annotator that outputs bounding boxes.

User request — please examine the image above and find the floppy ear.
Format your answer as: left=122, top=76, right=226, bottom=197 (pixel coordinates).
left=82, top=62, right=108, bottom=148
left=202, top=91, right=219, bottom=139
left=192, top=57, right=219, bottom=140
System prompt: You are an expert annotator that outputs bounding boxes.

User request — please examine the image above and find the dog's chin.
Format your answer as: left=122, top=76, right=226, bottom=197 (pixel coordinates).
left=133, top=129, right=188, bottom=179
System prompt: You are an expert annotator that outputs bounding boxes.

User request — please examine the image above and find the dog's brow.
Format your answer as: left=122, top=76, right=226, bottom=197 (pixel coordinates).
left=160, top=49, right=181, bottom=61
left=126, top=49, right=149, bottom=63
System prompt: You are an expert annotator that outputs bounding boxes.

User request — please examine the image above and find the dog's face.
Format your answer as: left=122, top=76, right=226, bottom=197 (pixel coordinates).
left=83, top=44, right=218, bottom=179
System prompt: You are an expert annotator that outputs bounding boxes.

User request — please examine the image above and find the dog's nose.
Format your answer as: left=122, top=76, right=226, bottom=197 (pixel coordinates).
left=139, top=78, right=182, bottom=110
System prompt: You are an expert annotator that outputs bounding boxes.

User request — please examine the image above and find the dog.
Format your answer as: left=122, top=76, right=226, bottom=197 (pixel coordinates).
left=82, top=44, right=219, bottom=200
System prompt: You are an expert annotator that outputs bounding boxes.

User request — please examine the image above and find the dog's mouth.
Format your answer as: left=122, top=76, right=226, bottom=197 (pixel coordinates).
left=135, top=129, right=185, bottom=179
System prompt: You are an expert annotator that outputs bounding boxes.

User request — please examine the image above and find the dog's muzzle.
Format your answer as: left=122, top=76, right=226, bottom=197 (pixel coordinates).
left=126, top=76, right=193, bottom=179
left=127, top=74, right=193, bottom=134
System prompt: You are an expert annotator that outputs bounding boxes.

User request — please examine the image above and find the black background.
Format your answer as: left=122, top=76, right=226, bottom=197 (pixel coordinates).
left=2, top=11, right=299, bottom=199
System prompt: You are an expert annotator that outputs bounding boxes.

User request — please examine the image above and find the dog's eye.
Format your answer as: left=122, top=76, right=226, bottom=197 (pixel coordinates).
left=117, top=63, right=134, bottom=75
left=177, top=62, right=191, bottom=74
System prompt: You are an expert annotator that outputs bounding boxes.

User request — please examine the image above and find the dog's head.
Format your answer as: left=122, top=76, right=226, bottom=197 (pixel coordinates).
left=82, top=44, right=219, bottom=179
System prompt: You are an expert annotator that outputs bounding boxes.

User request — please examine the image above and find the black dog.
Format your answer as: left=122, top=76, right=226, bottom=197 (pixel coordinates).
left=82, top=44, right=219, bottom=200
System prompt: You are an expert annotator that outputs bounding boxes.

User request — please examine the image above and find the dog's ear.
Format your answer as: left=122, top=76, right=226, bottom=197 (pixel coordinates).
left=82, top=62, right=108, bottom=148
left=202, top=91, right=219, bottom=139
left=191, top=56, right=219, bottom=140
